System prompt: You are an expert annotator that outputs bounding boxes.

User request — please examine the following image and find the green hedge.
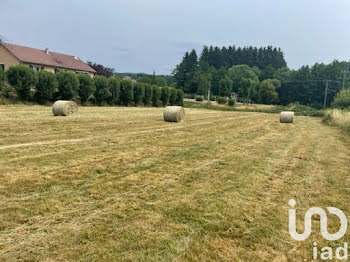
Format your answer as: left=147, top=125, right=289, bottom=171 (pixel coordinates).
left=79, top=74, right=95, bottom=104
left=0, top=67, right=5, bottom=90
left=169, top=88, right=177, bottom=105
left=134, top=82, right=145, bottom=106
left=120, top=80, right=134, bottom=106
left=35, top=70, right=58, bottom=103
left=94, top=76, right=110, bottom=105
left=56, top=71, right=79, bottom=100
left=143, top=84, right=153, bottom=106
left=7, top=65, right=37, bottom=100
left=152, top=85, right=161, bottom=107
left=108, top=77, right=120, bottom=105
left=3, top=65, right=184, bottom=107
left=176, top=89, right=184, bottom=106
left=160, top=87, right=170, bottom=106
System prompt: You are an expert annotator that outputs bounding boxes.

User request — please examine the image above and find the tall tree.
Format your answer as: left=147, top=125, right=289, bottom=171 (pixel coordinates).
left=258, top=80, right=279, bottom=104
left=218, top=76, right=233, bottom=97
left=197, top=74, right=211, bottom=95
left=173, top=49, right=199, bottom=93
left=87, top=62, right=114, bottom=78
left=227, top=65, right=259, bottom=92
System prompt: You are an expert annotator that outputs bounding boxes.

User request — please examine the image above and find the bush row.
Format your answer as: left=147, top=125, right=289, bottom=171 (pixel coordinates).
left=0, top=65, right=184, bottom=106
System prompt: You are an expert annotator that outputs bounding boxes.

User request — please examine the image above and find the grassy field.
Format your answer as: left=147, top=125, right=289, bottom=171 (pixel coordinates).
left=0, top=105, right=350, bottom=261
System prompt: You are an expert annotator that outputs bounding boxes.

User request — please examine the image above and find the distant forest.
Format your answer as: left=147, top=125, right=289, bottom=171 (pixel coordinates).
left=173, top=45, right=350, bottom=108
left=115, top=72, right=176, bottom=87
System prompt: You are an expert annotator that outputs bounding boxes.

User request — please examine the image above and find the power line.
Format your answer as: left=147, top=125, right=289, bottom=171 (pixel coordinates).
left=281, top=79, right=342, bottom=84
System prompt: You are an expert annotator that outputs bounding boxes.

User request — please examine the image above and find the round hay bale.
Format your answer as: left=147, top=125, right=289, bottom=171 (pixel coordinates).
left=280, top=111, right=294, bottom=123
left=163, top=106, right=185, bottom=122
left=52, top=100, right=78, bottom=116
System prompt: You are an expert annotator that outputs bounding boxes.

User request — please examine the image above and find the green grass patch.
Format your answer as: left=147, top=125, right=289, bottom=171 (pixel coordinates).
left=184, top=101, right=324, bottom=117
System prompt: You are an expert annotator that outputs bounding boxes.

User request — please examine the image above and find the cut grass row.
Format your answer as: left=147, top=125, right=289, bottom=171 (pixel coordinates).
left=0, top=106, right=349, bottom=261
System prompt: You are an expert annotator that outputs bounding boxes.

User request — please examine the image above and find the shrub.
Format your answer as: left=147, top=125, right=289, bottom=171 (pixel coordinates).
left=56, top=71, right=79, bottom=100
left=332, top=89, right=350, bottom=109
left=143, top=84, right=153, bottom=106
left=0, top=85, right=16, bottom=99
left=94, top=76, right=110, bottom=105
left=175, top=89, right=184, bottom=106
left=152, top=85, right=161, bottom=107
left=7, top=65, right=37, bottom=100
left=196, top=95, right=204, bottom=101
left=35, top=71, right=58, bottom=103
left=133, top=82, right=145, bottom=106
left=216, top=96, right=227, bottom=104
left=169, top=88, right=177, bottom=106
left=228, top=98, right=236, bottom=106
left=78, top=74, right=95, bottom=104
left=160, top=87, right=170, bottom=106
left=120, top=80, right=134, bottom=106
left=108, top=77, right=120, bottom=105
left=184, top=93, right=195, bottom=99
left=0, top=67, right=5, bottom=89
left=210, top=95, right=216, bottom=101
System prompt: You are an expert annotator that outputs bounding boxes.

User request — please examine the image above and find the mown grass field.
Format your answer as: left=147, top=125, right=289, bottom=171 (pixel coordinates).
left=0, top=105, right=350, bottom=261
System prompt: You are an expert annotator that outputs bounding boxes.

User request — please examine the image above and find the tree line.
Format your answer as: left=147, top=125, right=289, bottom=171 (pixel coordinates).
left=115, top=72, right=176, bottom=87
left=173, top=45, right=350, bottom=108
left=274, top=61, right=350, bottom=108
left=0, top=65, right=184, bottom=107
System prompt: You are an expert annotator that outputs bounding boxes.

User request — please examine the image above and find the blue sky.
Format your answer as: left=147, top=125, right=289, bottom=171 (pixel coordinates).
left=1, top=0, right=349, bottom=74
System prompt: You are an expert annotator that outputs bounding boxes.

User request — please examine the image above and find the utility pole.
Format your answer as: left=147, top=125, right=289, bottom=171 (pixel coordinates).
left=323, top=80, right=329, bottom=109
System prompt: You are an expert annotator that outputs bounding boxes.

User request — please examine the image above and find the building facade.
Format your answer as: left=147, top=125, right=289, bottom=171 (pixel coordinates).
left=0, top=43, right=96, bottom=77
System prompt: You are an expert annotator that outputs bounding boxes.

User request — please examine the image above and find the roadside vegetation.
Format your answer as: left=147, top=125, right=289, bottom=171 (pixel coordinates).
left=323, top=88, right=350, bottom=133
left=323, top=109, right=350, bottom=133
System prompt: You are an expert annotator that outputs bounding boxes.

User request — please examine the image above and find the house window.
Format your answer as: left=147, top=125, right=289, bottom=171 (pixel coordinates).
left=75, top=70, right=89, bottom=75
left=54, top=68, right=60, bottom=74
left=29, top=65, right=43, bottom=72
left=0, top=64, right=4, bottom=71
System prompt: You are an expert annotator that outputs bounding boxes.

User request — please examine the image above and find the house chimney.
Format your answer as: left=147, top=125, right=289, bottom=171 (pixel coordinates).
left=45, top=48, right=49, bottom=54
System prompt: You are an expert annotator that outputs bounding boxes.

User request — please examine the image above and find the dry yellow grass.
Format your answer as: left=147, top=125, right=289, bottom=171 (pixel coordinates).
left=0, top=105, right=350, bottom=261
left=324, top=109, right=350, bottom=132
left=234, top=103, right=275, bottom=110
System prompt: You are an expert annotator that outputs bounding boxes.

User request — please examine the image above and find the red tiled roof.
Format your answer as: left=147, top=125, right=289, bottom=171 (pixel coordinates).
left=2, top=43, right=96, bottom=73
